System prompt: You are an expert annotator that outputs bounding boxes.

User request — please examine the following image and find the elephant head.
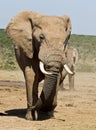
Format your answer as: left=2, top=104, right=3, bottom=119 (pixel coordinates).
left=6, top=11, right=73, bottom=119
left=6, top=11, right=71, bottom=59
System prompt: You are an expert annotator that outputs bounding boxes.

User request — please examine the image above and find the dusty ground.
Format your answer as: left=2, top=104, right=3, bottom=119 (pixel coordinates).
left=0, top=70, right=96, bottom=130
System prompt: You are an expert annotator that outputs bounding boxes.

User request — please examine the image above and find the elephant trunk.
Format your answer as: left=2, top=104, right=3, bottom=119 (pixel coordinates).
left=32, top=72, right=58, bottom=112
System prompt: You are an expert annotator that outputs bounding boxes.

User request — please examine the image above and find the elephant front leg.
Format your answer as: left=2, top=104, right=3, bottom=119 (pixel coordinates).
left=24, top=66, right=38, bottom=120
left=68, top=66, right=75, bottom=90
left=69, top=74, right=74, bottom=90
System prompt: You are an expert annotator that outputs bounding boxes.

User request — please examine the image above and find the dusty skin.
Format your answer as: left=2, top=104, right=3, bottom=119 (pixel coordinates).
left=0, top=70, right=96, bottom=130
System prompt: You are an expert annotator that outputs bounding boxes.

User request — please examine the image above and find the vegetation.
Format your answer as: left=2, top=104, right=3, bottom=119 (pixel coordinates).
left=69, top=34, right=96, bottom=72
left=0, top=29, right=18, bottom=70
left=0, top=29, right=96, bottom=72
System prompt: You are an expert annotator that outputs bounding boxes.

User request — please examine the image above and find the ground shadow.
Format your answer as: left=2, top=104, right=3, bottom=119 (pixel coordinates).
left=0, top=109, right=26, bottom=119
left=0, top=109, right=57, bottom=121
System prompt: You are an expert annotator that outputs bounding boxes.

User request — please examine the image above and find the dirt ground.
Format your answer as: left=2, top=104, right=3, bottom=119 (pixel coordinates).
left=0, top=70, right=96, bottom=130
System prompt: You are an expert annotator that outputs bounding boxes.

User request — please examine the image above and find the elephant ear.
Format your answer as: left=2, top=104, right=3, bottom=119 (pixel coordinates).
left=6, top=11, right=41, bottom=58
left=62, top=15, right=72, bottom=35
left=62, top=15, right=72, bottom=50
left=65, top=46, right=78, bottom=67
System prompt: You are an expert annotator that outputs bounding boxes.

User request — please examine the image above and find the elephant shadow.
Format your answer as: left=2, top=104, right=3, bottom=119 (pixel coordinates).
left=0, top=109, right=57, bottom=121
left=0, top=109, right=26, bottom=119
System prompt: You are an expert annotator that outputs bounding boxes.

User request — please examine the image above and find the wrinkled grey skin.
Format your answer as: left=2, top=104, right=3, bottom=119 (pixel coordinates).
left=6, top=11, right=72, bottom=120
left=59, top=46, right=78, bottom=90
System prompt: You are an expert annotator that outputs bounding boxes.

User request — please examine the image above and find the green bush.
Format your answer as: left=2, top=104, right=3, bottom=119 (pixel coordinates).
left=0, top=29, right=18, bottom=70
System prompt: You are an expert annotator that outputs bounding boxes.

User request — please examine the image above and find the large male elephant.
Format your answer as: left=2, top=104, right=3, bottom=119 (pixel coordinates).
left=6, top=11, right=73, bottom=120
left=59, top=46, right=78, bottom=90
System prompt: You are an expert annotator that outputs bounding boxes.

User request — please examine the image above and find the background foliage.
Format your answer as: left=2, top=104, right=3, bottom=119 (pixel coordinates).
left=69, top=34, right=96, bottom=72
left=0, top=29, right=96, bottom=72
left=0, top=29, right=18, bottom=70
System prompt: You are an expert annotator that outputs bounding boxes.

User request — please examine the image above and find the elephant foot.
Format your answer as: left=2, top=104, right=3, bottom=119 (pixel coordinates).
left=47, top=111, right=54, bottom=118
left=37, top=110, right=54, bottom=120
left=25, top=109, right=38, bottom=120
left=25, top=110, right=33, bottom=120
left=59, top=87, right=66, bottom=91
left=69, top=88, right=75, bottom=91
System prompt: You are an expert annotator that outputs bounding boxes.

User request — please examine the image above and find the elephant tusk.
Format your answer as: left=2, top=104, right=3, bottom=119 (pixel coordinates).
left=39, top=61, right=52, bottom=75
left=64, top=64, right=75, bottom=75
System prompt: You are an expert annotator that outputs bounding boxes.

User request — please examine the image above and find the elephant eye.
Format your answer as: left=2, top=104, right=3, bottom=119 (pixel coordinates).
left=39, top=33, right=45, bottom=40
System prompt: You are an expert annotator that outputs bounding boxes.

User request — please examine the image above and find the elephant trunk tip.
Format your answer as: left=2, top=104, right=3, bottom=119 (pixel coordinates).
left=31, top=98, right=43, bottom=111
left=31, top=106, right=36, bottom=111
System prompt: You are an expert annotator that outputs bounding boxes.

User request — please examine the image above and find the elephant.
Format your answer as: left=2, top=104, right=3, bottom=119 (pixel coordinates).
left=6, top=10, right=73, bottom=120
left=59, top=46, right=78, bottom=90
